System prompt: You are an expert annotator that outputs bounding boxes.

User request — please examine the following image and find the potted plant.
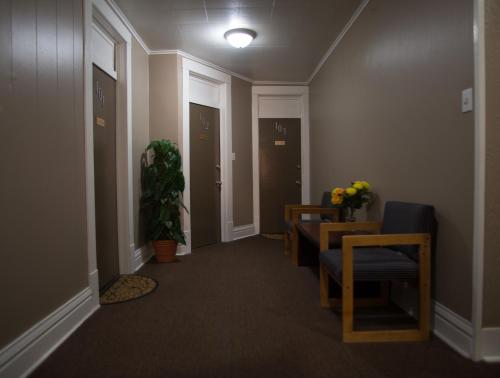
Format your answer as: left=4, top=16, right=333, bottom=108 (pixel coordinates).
left=142, top=140, right=186, bottom=263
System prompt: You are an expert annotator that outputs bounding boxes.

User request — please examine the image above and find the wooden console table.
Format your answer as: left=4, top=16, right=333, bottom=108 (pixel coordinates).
left=294, top=223, right=346, bottom=266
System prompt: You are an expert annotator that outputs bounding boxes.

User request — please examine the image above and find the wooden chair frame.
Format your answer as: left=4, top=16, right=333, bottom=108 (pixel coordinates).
left=283, top=205, right=339, bottom=265
left=319, top=222, right=431, bottom=343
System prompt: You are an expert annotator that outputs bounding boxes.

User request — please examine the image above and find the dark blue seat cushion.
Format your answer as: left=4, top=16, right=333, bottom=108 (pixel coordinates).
left=319, top=247, right=418, bottom=281
left=381, top=201, right=435, bottom=261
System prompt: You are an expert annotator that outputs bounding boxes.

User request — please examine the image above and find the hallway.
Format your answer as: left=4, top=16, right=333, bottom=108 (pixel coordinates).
left=32, top=237, right=500, bottom=378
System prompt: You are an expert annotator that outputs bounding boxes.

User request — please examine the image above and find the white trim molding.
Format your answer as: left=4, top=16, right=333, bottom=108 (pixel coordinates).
left=253, top=80, right=309, bottom=86
left=479, top=328, right=500, bottom=362
left=232, top=224, right=257, bottom=240
left=84, top=0, right=136, bottom=294
left=0, top=288, right=98, bottom=378
left=472, top=0, right=487, bottom=363
left=107, top=0, right=151, bottom=54
left=133, top=244, right=154, bottom=272
left=155, top=49, right=253, bottom=84
left=308, top=0, right=370, bottom=83
left=252, top=85, right=310, bottom=234
left=433, top=301, right=473, bottom=359
left=182, top=58, right=234, bottom=253
left=106, top=0, right=371, bottom=85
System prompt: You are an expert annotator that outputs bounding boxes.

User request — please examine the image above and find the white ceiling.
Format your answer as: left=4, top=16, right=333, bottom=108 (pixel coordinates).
left=114, top=0, right=362, bottom=82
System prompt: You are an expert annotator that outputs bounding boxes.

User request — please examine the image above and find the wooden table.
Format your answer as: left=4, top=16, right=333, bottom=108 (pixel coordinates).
left=294, top=222, right=347, bottom=266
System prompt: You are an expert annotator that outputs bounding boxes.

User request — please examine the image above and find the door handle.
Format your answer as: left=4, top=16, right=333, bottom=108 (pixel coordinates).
left=295, top=180, right=302, bottom=186
left=216, top=181, right=222, bottom=188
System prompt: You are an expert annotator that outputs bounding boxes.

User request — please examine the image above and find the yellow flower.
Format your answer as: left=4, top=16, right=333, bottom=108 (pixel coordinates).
left=361, top=181, right=370, bottom=190
left=346, top=187, right=357, bottom=196
left=331, top=187, right=344, bottom=196
left=353, top=182, right=364, bottom=190
left=331, top=195, right=343, bottom=205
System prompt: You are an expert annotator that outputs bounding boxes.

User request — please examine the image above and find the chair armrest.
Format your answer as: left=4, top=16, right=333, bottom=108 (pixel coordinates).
left=342, top=233, right=430, bottom=248
left=291, top=207, right=340, bottom=224
left=284, top=204, right=320, bottom=222
left=341, top=233, right=431, bottom=288
left=319, top=222, right=382, bottom=251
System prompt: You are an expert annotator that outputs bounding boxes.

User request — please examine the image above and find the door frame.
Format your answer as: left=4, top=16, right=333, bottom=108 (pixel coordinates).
left=181, top=58, right=233, bottom=254
left=251, top=86, right=310, bottom=234
left=84, top=0, right=134, bottom=301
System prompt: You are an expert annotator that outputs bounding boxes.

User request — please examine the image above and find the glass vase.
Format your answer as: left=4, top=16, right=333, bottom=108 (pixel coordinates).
left=344, top=207, right=356, bottom=222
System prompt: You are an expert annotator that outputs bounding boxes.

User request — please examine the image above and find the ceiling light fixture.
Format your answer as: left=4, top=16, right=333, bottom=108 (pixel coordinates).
left=224, top=28, right=256, bottom=48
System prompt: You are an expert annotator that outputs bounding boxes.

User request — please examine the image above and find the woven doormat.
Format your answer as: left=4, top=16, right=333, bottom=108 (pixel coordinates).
left=100, top=275, right=158, bottom=305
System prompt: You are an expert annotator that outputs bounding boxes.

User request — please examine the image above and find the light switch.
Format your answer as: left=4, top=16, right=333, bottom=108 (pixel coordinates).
left=462, top=88, right=473, bottom=113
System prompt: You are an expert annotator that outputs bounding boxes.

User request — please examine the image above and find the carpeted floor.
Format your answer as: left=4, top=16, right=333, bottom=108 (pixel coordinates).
left=32, top=236, right=500, bottom=378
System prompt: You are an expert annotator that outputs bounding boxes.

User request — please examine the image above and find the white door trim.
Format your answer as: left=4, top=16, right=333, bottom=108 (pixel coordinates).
left=84, top=0, right=135, bottom=297
left=181, top=58, right=233, bottom=254
left=251, top=85, right=310, bottom=234
left=472, top=0, right=486, bottom=362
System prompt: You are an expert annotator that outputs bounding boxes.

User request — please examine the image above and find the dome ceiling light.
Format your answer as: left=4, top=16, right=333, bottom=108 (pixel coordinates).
left=224, top=28, right=257, bottom=48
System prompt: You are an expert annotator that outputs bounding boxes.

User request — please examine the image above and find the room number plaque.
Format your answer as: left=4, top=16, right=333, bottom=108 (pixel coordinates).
left=96, top=117, right=106, bottom=127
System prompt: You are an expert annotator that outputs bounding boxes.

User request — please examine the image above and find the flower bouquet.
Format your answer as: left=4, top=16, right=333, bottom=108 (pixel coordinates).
left=331, top=181, right=372, bottom=222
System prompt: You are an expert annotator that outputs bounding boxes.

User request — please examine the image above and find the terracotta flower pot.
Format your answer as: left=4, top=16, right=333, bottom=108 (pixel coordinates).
left=152, top=240, right=178, bottom=263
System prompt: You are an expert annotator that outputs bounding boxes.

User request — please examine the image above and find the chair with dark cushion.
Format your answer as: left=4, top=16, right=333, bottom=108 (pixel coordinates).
left=318, top=201, right=435, bottom=342
left=283, top=192, right=339, bottom=265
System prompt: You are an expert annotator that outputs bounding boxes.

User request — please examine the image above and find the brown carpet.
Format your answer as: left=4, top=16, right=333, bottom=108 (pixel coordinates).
left=31, top=236, right=499, bottom=378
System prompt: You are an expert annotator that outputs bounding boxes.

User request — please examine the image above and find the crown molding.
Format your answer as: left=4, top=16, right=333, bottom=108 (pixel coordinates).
left=151, top=49, right=255, bottom=84
left=106, top=0, right=370, bottom=85
left=253, top=80, right=309, bottom=86
left=106, top=0, right=151, bottom=54
left=308, top=0, right=370, bottom=83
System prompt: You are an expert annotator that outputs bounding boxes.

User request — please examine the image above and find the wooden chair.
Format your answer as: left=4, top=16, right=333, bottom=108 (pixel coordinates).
left=319, top=201, right=435, bottom=343
left=283, top=192, right=339, bottom=265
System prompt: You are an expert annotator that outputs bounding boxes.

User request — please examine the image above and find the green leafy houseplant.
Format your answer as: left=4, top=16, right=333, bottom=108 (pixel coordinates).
left=142, top=140, right=186, bottom=261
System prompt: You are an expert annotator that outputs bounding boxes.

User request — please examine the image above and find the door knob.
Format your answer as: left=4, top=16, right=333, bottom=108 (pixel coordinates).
left=216, top=181, right=222, bottom=188
left=296, top=164, right=301, bottom=169
left=295, top=180, right=302, bottom=186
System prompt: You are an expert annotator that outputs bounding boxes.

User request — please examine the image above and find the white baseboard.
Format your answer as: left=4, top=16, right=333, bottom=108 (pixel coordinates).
left=433, top=301, right=473, bottom=359
left=133, top=244, right=153, bottom=272
left=232, top=224, right=256, bottom=240
left=0, top=287, right=99, bottom=378
left=225, top=220, right=234, bottom=242
left=480, top=327, right=500, bottom=362
left=88, top=269, right=100, bottom=308
left=177, top=230, right=191, bottom=255
left=177, top=245, right=190, bottom=255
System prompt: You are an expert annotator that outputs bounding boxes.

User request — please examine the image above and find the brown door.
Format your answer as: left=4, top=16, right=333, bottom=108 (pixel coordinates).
left=189, top=103, right=221, bottom=249
left=93, top=65, right=119, bottom=290
left=259, top=118, right=302, bottom=234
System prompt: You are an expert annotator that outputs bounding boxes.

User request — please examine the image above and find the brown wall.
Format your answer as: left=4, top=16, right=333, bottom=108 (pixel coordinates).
left=483, top=0, right=500, bottom=327
left=0, top=0, right=88, bottom=348
left=149, top=54, right=181, bottom=143
left=131, top=37, right=150, bottom=248
left=310, top=0, right=474, bottom=319
left=232, top=77, right=254, bottom=226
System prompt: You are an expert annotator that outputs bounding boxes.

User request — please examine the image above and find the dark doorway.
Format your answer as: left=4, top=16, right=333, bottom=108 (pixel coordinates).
left=189, top=103, right=221, bottom=249
left=259, top=118, right=302, bottom=234
left=93, top=65, right=119, bottom=290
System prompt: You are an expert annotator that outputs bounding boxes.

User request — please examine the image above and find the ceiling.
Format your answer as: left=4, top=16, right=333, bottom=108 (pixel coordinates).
left=114, top=0, right=362, bottom=82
